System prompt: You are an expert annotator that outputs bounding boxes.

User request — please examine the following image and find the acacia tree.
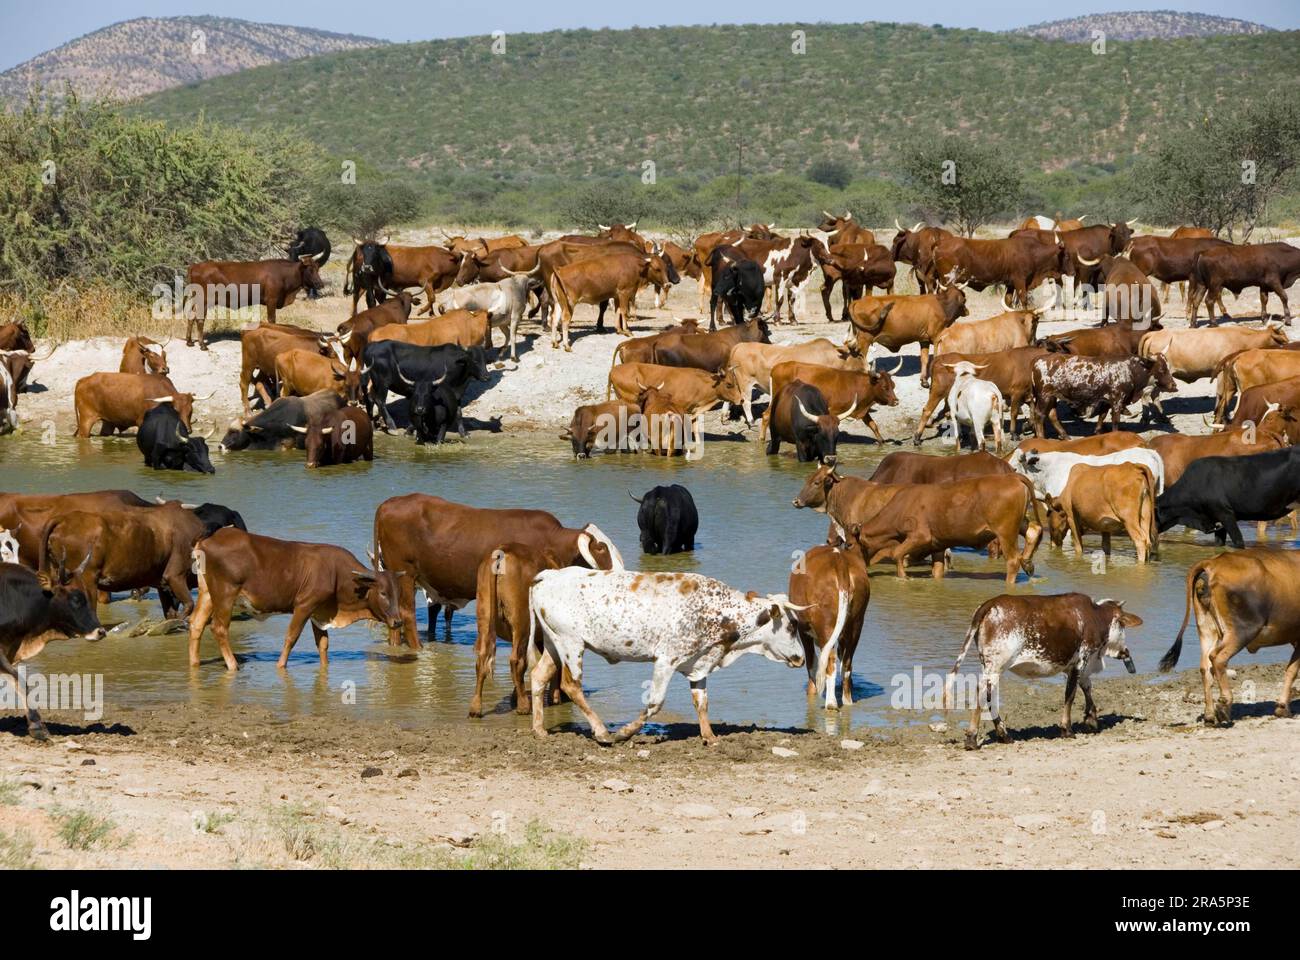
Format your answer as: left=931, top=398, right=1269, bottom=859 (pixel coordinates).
left=1136, top=93, right=1300, bottom=238
left=899, top=136, right=1025, bottom=236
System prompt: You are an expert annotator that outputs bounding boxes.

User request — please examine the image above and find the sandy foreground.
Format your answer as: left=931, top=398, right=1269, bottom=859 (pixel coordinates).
left=0, top=663, right=1296, bottom=869
left=5, top=230, right=1300, bottom=868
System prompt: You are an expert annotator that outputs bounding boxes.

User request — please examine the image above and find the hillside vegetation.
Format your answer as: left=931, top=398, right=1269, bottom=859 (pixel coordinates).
left=1012, top=11, right=1274, bottom=42
left=0, top=16, right=383, bottom=106
left=135, top=21, right=1299, bottom=184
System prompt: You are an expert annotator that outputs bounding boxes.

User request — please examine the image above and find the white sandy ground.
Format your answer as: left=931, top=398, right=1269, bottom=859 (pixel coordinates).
left=12, top=230, right=1300, bottom=442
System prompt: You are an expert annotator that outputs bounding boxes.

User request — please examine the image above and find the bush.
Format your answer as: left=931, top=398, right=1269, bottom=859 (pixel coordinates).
left=807, top=158, right=853, bottom=190
left=301, top=178, right=425, bottom=240
left=899, top=136, right=1026, bottom=236
left=0, top=92, right=326, bottom=301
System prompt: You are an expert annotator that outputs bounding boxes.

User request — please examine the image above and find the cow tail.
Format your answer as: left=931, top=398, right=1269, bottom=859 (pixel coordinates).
left=1017, top=474, right=1044, bottom=532
left=343, top=248, right=355, bottom=295
left=814, top=586, right=849, bottom=698
left=371, top=511, right=385, bottom=572
left=35, top=516, right=58, bottom=578
left=1160, top=560, right=1209, bottom=672
left=944, top=604, right=985, bottom=712
left=526, top=578, right=544, bottom=670
left=478, top=549, right=504, bottom=674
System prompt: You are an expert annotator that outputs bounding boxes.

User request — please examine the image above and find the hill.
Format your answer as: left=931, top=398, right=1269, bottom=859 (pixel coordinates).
left=1012, top=10, right=1274, bottom=42
left=133, top=21, right=1299, bottom=184
left=0, top=16, right=384, bottom=106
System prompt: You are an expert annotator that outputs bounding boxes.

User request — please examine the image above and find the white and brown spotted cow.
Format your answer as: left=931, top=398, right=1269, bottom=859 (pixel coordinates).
left=946, top=593, right=1141, bottom=749
left=528, top=568, right=807, bottom=744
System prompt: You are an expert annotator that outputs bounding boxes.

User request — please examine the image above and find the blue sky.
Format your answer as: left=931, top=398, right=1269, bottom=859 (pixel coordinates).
left=1, top=1, right=1296, bottom=72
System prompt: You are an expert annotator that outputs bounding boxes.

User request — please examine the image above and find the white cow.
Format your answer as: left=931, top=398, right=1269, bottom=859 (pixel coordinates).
left=0, top=527, right=17, bottom=564
left=1009, top=447, right=1166, bottom=499
left=0, top=360, right=17, bottom=435
left=946, top=361, right=1004, bottom=454
left=528, top=568, right=807, bottom=744
left=433, top=272, right=537, bottom=361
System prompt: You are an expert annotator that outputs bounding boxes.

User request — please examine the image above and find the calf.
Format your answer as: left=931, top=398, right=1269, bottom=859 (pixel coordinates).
left=1159, top=548, right=1300, bottom=726
left=188, top=527, right=403, bottom=671
left=561, top=400, right=641, bottom=458
left=136, top=404, right=215, bottom=473
left=788, top=540, right=870, bottom=710
left=763, top=381, right=851, bottom=463
left=1030, top=353, right=1177, bottom=437
left=1010, top=447, right=1166, bottom=499
left=946, top=362, right=1003, bottom=453
left=528, top=568, right=806, bottom=744
left=607, top=362, right=743, bottom=414
left=847, top=285, right=968, bottom=387
left=295, top=406, right=374, bottom=468
left=632, top=485, right=698, bottom=554
left=915, top=346, right=1051, bottom=444
left=853, top=474, right=1043, bottom=586
left=1051, top=462, right=1157, bottom=562
left=947, top=593, right=1139, bottom=748
left=433, top=272, right=536, bottom=360
left=469, top=543, right=568, bottom=718
left=1156, top=446, right=1300, bottom=548
left=0, top=563, right=106, bottom=740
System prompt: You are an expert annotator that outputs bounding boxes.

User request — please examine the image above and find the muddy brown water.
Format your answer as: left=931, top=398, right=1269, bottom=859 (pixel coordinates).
left=1, top=427, right=1294, bottom=737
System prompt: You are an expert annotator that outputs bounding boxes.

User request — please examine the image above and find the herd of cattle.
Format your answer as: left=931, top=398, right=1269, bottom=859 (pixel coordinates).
left=1, top=212, right=1300, bottom=747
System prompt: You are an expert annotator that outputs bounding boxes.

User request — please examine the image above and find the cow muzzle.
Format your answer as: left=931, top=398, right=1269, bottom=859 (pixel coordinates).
left=84, top=627, right=108, bottom=642
left=787, top=653, right=805, bottom=668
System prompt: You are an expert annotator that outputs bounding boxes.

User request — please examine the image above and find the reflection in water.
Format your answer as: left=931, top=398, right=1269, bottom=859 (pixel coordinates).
left=3, top=429, right=1296, bottom=733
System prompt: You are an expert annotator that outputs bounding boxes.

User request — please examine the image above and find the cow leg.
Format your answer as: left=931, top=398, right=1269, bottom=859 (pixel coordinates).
left=550, top=651, right=613, bottom=743
left=0, top=649, right=46, bottom=741
left=919, top=345, right=932, bottom=388
left=690, top=679, right=718, bottom=745
left=311, top=623, right=329, bottom=668
left=1017, top=520, right=1042, bottom=582
left=840, top=610, right=864, bottom=706
left=1066, top=504, right=1084, bottom=556
left=187, top=587, right=215, bottom=668
left=1060, top=667, right=1079, bottom=738
left=1101, top=532, right=1112, bottom=556
left=1080, top=672, right=1100, bottom=732
left=1048, top=405, right=1069, bottom=440
left=821, top=280, right=835, bottom=322
left=509, top=621, right=532, bottom=716
left=211, top=596, right=238, bottom=672
left=529, top=648, right=559, bottom=738
left=275, top=605, right=313, bottom=669
left=610, top=658, right=674, bottom=743
left=1276, top=645, right=1300, bottom=718
left=393, top=576, right=418, bottom=648
left=595, top=299, right=608, bottom=333
left=984, top=670, right=1009, bottom=744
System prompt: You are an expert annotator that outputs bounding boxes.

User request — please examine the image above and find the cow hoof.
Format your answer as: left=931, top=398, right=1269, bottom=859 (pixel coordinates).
left=1084, top=717, right=1100, bottom=734
left=1274, top=704, right=1293, bottom=719
left=964, top=732, right=979, bottom=751
left=28, top=723, right=49, bottom=743
left=996, top=729, right=1012, bottom=744
left=1058, top=725, right=1075, bottom=739
left=1214, top=700, right=1232, bottom=725
left=593, top=733, right=614, bottom=747
left=467, top=708, right=483, bottom=719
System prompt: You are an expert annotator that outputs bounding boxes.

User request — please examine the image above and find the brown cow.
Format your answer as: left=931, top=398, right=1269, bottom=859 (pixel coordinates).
left=914, top=346, right=1051, bottom=443
left=347, top=243, right=461, bottom=317
left=334, top=291, right=421, bottom=365
left=294, top=405, right=374, bottom=468
left=0, top=322, right=34, bottom=353
left=792, top=462, right=906, bottom=545
left=888, top=221, right=951, bottom=293
left=453, top=243, right=542, bottom=286
left=238, top=323, right=331, bottom=417
left=119, top=336, right=169, bottom=376
left=549, top=249, right=675, bottom=348
left=1044, top=324, right=1154, bottom=359
left=185, top=254, right=324, bottom=349
left=762, top=381, right=852, bottom=462
left=0, top=490, right=150, bottom=569
left=853, top=474, right=1043, bottom=585
left=73, top=372, right=196, bottom=437
left=818, top=243, right=896, bottom=321
left=1158, top=548, right=1300, bottom=726
left=847, top=285, right=968, bottom=386
left=1213, top=348, right=1300, bottom=422
left=927, top=234, right=1064, bottom=307
left=470, top=542, right=570, bottom=718
left=1150, top=425, right=1288, bottom=487
left=607, top=362, right=744, bottom=413
left=1050, top=462, right=1157, bottom=563
left=188, top=527, right=402, bottom=671
left=561, top=400, right=642, bottom=458
left=637, top=383, right=695, bottom=458
left=949, top=593, right=1140, bottom=747
left=442, top=234, right=527, bottom=259
left=275, top=349, right=361, bottom=403
left=870, top=450, right=1012, bottom=484
left=1058, top=221, right=1138, bottom=305
left=817, top=211, right=874, bottom=247
left=1128, top=234, right=1228, bottom=308
left=1225, top=377, right=1300, bottom=443
left=651, top=241, right=700, bottom=309
left=610, top=319, right=701, bottom=366
left=38, top=501, right=205, bottom=618
left=1188, top=242, right=1300, bottom=326
left=1016, top=432, right=1147, bottom=457
left=373, top=495, right=623, bottom=649
left=1139, top=323, right=1288, bottom=384
left=932, top=306, right=1037, bottom=357
left=651, top=316, right=771, bottom=372
left=727, top=337, right=865, bottom=425
left=1075, top=254, right=1162, bottom=325
left=368, top=310, right=490, bottom=351
left=769, top=361, right=897, bottom=444
left=788, top=539, right=870, bottom=710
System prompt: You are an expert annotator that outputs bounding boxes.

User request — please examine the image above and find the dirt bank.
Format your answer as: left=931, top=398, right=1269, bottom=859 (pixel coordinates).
left=1, top=663, right=1296, bottom=868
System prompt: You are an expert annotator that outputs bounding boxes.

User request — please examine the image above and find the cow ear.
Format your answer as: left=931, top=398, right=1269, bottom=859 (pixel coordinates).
left=754, top=608, right=771, bottom=627
left=1120, top=612, right=1143, bottom=628
left=37, top=571, right=54, bottom=593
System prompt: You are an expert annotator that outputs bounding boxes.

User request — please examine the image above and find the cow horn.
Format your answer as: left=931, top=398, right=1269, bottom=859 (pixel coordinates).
left=289, top=425, right=308, bottom=433
left=150, top=396, right=175, bottom=404
left=29, top=342, right=58, bottom=362
left=837, top=395, right=858, bottom=421
left=1126, top=218, right=1138, bottom=227
left=314, top=248, right=328, bottom=263
left=1202, top=414, right=1225, bottom=431
left=1002, top=291, right=1016, bottom=311
left=627, top=221, right=637, bottom=230
left=795, top=396, right=817, bottom=420
left=430, top=371, right=448, bottom=387
left=71, top=550, right=92, bottom=577
left=911, top=222, right=924, bottom=232
left=628, top=491, right=644, bottom=504
left=1078, top=215, right=1088, bottom=223
left=597, top=224, right=610, bottom=232
left=1076, top=254, right=1101, bottom=266
left=201, top=423, right=215, bottom=439
left=377, top=235, right=390, bottom=245
left=194, top=389, right=216, bottom=402
left=576, top=531, right=599, bottom=569
left=378, top=279, right=401, bottom=296
left=894, top=218, right=903, bottom=232
left=320, top=427, right=333, bottom=435
left=844, top=210, right=852, bottom=220
left=394, top=364, right=415, bottom=386
left=824, top=210, right=836, bottom=220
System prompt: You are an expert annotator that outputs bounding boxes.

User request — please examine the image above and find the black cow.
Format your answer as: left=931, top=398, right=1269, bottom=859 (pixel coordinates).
left=409, top=372, right=463, bottom=445
left=1, top=562, right=106, bottom=740
left=287, top=228, right=331, bottom=299
left=346, top=240, right=396, bottom=312
left=192, top=503, right=246, bottom=537
left=708, top=249, right=765, bottom=331
left=361, top=341, right=489, bottom=433
left=137, top=405, right=215, bottom=473
left=767, top=381, right=844, bottom=463
left=632, top=485, right=698, bottom=554
left=1156, top=446, right=1300, bottom=548
left=219, top=390, right=345, bottom=451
